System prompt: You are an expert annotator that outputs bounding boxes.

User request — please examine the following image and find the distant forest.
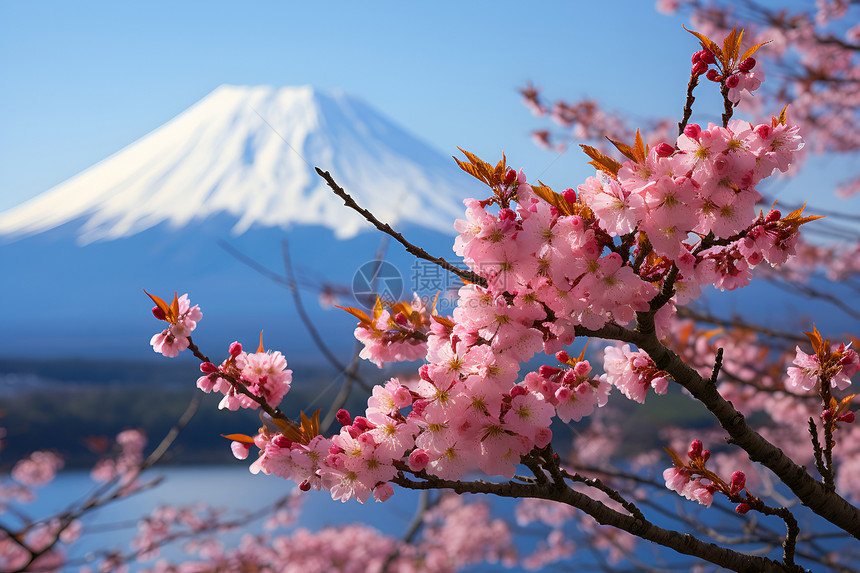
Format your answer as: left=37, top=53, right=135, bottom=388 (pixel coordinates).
left=0, top=358, right=705, bottom=469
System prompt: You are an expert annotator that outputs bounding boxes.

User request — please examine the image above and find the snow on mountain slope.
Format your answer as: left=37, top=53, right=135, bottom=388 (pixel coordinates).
left=0, top=85, right=474, bottom=243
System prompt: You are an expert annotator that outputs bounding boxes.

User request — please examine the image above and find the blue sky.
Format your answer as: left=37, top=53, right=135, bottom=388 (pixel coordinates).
left=0, top=1, right=699, bottom=212
left=1, top=1, right=856, bottom=219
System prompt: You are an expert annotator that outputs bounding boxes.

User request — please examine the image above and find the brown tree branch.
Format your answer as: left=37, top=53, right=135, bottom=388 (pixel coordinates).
left=392, top=473, right=799, bottom=572
left=315, top=168, right=488, bottom=287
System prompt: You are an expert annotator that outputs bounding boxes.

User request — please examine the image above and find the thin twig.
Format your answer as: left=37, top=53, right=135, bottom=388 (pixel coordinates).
left=315, top=168, right=487, bottom=287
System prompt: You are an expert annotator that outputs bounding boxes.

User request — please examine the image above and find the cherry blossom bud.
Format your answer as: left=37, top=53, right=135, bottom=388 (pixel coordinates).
left=738, top=57, right=756, bottom=72
left=411, top=399, right=428, bottom=417
left=535, top=427, right=553, bottom=448
left=700, top=50, right=716, bottom=65
left=510, top=385, right=528, bottom=398
left=409, top=449, right=430, bottom=472
left=354, top=416, right=375, bottom=431
left=299, top=480, right=312, bottom=492
left=392, top=387, right=413, bottom=408
left=655, top=142, right=674, bottom=157
left=562, top=188, right=577, bottom=204
left=199, top=362, right=217, bottom=374
left=765, top=209, right=781, bottom=223
left=735, top=503, right=750, bottom=514
left=838, top=411, right=855, bottom=424
left=419, top=364, right=433, bottom=383
left=691, top=61, right=708, bottom=76
left=152, top=306, right=167, bottom=320
left=555, top=350, right=571, bottom=363
left=746, top=251, right=764, bottom=266
left=555, top=386, right=572, bottom=402
left=373, top=483, right=395, bottom=502
left=346, top=425, right=362, bottom=439
left=573, top=361, right=591, bottom=377
left=498, top=208, right=517, bottom=221
left=706, top=69, right=721, bottom=82
left=730, top=471, right=746, bottom=494
left=539, top=365, right=563, bottom=378
left=273, top=435, right=292, bottom=448
left=393, top=312, right=409, bottom=327
left=335, top=409, right=352, bottom=426
left=702, top=449, right=711, bottom=462
left=688, top=439, right=703, bottom=459
left=683, top=124, right=701, bottom=139
left=725, top=74, right=740, bottom=88
left=754, top=124, right=772, bottom=139
left=504, top=169, right=517, bottom=185
left=229, top=341, right=243, bottom=357
left=691, top=51, right=703, bottom=64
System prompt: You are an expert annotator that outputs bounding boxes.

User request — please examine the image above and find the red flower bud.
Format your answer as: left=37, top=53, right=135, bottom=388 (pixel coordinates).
left=504, top=169, right=517, bottom=185
left=691, top=51, right=702, bottom=64
left=683, top=124, right=701, bottom=139
left=200, top=362, right=218, bottom=374
left=539, top=365, right=563, bottom=378
left=152, top=306, right=167, bottom=321
left=702, top=449, right=711, bottom=462
left=730, top=471, right=746, bottom=494
left=655, top=142, right=674, bottom=157
left=688, top=439, right=703, bottom=459
left=725, top=74, right=740, bottom=88
left=555, top=350, right=571, bottom=364
left=229, top=341, right=243, bottom=357
left=705, top=69, right=721, bottom=82
left=299, top=480, right=312, bottom=492
left=765, top=209, right=781, bottom=223
left=498, top=207, right=517, bottom=221
left=273, top=434, right=292, bottom=448
left=838, top=411, right=855, bottom=424
left=510, top=385, right=528, bottom=398
left=335, top=409, right=352, bottom=426
left=735, top=503, right=751, bottom=514
left=754, top=124, right=772, bottom=139
left=700, top=50, right=716, bottom=65
left=738, top=57, right=756, bottom=72
left=691, top=61, right=708, bottom=76
left=562, top=188, right=577, bottom=204
left=393, top=312, right=409, bottom=327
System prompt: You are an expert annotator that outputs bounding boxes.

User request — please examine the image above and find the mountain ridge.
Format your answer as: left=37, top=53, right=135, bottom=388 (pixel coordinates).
left=0, top=84, right=475, bottom=243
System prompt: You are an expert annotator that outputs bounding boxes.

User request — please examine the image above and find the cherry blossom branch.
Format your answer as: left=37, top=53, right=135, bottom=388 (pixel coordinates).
left=187, top=336, right=297, bottom=427
left=678, top=74, right=700, bottom=135
left=391, top=473, right=800, bottom=572
left=315, top=167, right=488, bottom=287
left=630, top=311, right=860, bottom=539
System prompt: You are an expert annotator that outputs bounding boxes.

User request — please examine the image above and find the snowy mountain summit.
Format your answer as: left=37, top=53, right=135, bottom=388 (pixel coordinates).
left=0, top=85, right=470, bottom=243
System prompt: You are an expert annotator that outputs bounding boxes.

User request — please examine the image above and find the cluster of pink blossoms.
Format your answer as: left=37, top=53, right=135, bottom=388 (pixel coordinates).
left=663, top=440, right=749, bottom=511
left=351, top=295, right=433, bottom=368
left=149, top=293, right=203, bottom=358
left=150, top=99, right=814, bottom=506
left=601, top=344, right=671, bottom=403
left=786, top=343, right=859, bottom=392
left=196, top=341, right=293, bottom=411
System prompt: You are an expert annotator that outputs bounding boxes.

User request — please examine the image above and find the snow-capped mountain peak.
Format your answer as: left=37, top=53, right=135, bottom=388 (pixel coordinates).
left=0, top=85, right=471, bottom=243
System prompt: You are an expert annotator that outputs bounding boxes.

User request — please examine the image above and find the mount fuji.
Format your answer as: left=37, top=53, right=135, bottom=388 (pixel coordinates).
left=0, top=85, right=479, bottom=363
